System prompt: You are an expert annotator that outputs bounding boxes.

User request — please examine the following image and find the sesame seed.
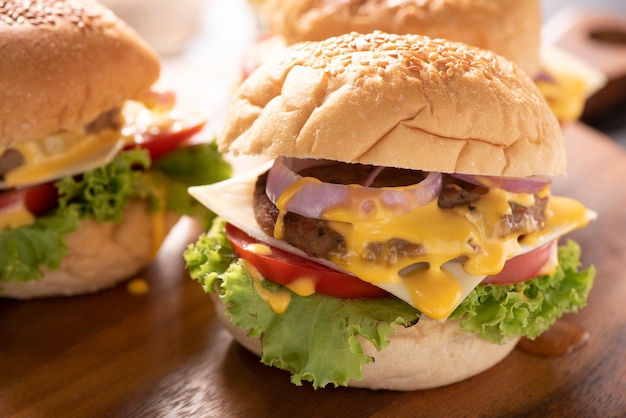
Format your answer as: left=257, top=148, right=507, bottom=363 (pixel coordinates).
left=275, top=31, right=505, bottom=85
left=0, top=0, right=104, bottom=28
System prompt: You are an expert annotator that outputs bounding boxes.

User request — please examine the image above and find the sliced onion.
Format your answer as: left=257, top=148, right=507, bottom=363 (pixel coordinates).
left=534, top=71, right=556, bottom=84
left=266, top=157, right=442, bottom=219
left=450, top=173, right=550, bottom=194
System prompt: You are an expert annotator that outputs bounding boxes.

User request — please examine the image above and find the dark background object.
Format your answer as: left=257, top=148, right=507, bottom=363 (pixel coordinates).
left=543, top=1, right=626, bottom=147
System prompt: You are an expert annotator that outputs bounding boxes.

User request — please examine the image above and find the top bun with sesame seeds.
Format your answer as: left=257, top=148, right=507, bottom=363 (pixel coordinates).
left=0, top=0, right=160, bottom=147
left=255, top=0, right=542, bottom=76
left=220, top=31, right=564, bottom=178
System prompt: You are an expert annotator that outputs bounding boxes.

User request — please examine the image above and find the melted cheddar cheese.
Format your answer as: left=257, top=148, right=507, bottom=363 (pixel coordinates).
left=0, top=98, right=177, bottom=191
left=188, top=162, right=596, bottom=321
left=312, top=186, right=589, bottom=319
left=0, top=200, right=35, bottom=229
left=536, top=70, right=586, bottom=123
left=3, top=129, right=124, bottom=188
left=246, top=260, right=292, bottom=314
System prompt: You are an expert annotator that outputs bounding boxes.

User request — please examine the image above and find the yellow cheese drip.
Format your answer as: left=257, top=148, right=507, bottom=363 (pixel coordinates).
left=149, top=209, right=166, bottom=260
left=273, top=175, right=591, bottom=320
left=245, top=243, right=272, bottom=255
left=273, top=177, right=322, bottom=239
left=536, top=71, right=586, bottom=123
left=0, top=201, right=35, bottom=229
left=285, top=277, right=317, bottom=297
left=245, top=261, right=291, bottom=314
left=522, top=196, right=591, bottom=246
left=4, top=129, right=123, bottom=187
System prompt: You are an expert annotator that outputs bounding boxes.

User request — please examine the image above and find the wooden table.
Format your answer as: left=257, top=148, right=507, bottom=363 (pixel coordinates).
left=1, top=121, right=625, bottom=417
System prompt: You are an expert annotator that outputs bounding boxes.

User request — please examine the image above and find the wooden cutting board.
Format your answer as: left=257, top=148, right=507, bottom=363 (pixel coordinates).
left=1, top=121, right=625, bottom=417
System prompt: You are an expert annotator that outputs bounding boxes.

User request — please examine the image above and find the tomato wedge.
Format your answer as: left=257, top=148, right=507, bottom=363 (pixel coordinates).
left=0, top=182, right=58, bottom=216
left=225, top=224, right=557, bottom=299
left=225, top=223, right=390, bottom=299
left=126, top=113, right=206, bottom=161
left=482, top=240, right=557, bottom=285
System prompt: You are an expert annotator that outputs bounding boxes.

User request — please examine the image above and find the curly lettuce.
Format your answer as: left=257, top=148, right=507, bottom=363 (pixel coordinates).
left=1, top=142, right=231, bottom=285
left=0, top=206, right=80, bottom=283
left=185, top=218, right=419, bottom=389
left=450, top=241, right=595, bottom=343
left=184, top=217, right=596, bottom=388
left=152, top=142, right=232, bottom=228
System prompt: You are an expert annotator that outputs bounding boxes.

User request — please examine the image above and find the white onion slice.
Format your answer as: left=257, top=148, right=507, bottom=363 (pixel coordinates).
left=450, top=173, right=550, bottom=194
left=266, top=157, right=442, bottom=219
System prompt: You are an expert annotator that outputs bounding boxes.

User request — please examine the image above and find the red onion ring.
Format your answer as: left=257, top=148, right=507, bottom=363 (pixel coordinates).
left=266, top=157, right=442, bottom=219
left=450, top=173, right=550, bottom=193
left=534, top=71, right=556, bottom=84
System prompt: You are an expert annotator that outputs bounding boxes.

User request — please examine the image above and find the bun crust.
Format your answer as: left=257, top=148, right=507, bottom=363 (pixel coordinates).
left=1, top=200, right=179, bottom=299
left=259, top=0, right=541, bottom=76
left=0, top=0, right=160, bottom=147
left=211, top=293, right=519, bottom=390
left=219, top=32, right=564, bottom=177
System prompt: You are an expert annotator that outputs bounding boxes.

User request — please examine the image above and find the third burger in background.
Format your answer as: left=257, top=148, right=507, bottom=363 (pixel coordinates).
left=244, top=0, right=599, bottom=124
left=186, top=32, right=596, bottom=390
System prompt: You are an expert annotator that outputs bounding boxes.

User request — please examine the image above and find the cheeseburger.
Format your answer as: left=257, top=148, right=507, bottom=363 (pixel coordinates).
left=185, top=32, right=596, bottom=390
left=0, top=0, right=231, bottom=298
left=244, top=0, right=591, bottom=123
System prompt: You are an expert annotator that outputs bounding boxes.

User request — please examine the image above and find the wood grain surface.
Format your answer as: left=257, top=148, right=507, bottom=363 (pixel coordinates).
left=1, top=121, right=625, bottom=417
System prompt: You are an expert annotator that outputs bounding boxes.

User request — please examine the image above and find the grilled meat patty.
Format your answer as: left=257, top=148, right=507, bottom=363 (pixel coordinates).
left=253, top=161, right=547, bottom=263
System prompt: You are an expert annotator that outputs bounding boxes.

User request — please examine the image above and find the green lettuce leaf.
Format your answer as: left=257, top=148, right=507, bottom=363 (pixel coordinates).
left=184, top=218, right=420, bottom=389
left=0, top=206, right=80, bottom=283
left=55, top=148, right=151, bottom=222
left=184, top=218, right=596, bottom=388
left=450, top=240, right=595, bottom=343
left=152, top=142, right=232, bottom=228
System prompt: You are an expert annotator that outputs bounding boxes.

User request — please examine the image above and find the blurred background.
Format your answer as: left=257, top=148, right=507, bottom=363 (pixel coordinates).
left=543, top=1, right=626, bottom=146
left=542, top=0, right=626, bottom=18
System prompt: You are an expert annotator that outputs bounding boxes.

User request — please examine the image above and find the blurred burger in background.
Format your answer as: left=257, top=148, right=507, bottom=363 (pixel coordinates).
left=99, top=0, right=206, bottom=56
left=244, top=0, right=604, bottom=124
left=0, top=0, right=230, bottom=299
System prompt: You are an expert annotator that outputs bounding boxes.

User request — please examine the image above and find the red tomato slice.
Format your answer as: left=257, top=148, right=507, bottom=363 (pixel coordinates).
left=224, top=223, right=390, bottom=299
left=127, top=113, right=206, bottom=161
left=225, top=224, right=556, bottom=299
left=0, top=182, right=58, bottom=216
left=482, top=240, right=557, bottom=285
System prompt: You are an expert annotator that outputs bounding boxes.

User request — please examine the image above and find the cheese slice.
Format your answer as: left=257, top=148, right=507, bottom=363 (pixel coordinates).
left=189, top=162, right=596, bottom=320
left=0, top=98, right=181, bottom=190
left=1, top=130, right=124, bottom=189
left=0, top=198, right=35, bottom=229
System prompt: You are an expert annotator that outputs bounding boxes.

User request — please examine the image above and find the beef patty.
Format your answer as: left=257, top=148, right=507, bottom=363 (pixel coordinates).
left=252, top=161, right=547, bottom=263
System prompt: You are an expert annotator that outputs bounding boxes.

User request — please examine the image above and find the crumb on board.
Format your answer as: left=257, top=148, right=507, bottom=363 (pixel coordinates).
left=127, top=278, right=150, bottom=295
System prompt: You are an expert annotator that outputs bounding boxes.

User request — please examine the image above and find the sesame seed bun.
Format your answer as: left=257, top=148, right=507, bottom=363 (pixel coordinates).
left=0, top=0, right=160, bottom=147
left=211, top=292, right=519, bottom=390
left=219, top=32, right=564, bottom=178
left=1, top=200, right=180, bottom=299
left=256, top=0, right=542, bottom=76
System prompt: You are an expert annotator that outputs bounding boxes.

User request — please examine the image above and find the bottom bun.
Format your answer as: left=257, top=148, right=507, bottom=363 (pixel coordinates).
left=1, top=200, right=180, bottom=299
left=211, top=293, right=519, bottom=390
